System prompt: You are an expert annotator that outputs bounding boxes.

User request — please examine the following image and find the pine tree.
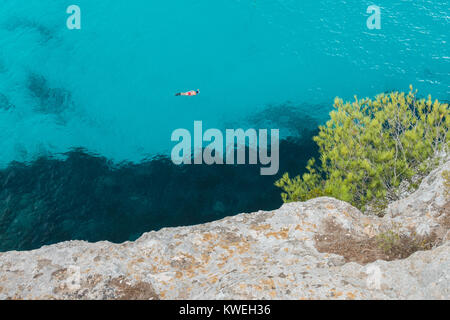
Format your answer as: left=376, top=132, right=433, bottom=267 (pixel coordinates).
left=276, top=86, right=449, bottom=214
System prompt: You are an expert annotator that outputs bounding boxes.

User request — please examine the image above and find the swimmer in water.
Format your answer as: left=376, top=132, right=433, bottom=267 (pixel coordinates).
left=175, top=89, right=200, bottom=96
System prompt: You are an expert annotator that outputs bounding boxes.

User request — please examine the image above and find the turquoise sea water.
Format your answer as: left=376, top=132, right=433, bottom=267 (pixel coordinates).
left=0, top=1, right=448, bottom=250
left=0, top=0, right=448, bottom=166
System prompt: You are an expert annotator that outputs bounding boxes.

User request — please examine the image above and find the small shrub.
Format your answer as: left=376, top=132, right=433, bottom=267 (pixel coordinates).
left=276, top=86, right=449, bottom=213
left=314, top=219, right=437, bottom=264
left=376, top=230, right=401, bottom=254
left=375, top=229, right=436, bottom=259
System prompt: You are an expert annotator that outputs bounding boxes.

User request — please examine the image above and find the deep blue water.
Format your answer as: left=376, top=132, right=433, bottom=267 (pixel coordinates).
left=0, top=1, right=448, bottom=251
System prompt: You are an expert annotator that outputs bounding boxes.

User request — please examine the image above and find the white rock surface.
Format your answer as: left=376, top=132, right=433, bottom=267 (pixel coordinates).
left=385, top=160, right=450, bottom=240
left=0, top=161, right=448, bottom=300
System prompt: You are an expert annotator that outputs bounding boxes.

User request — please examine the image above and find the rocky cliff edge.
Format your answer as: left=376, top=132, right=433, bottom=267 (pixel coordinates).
left=0, top=160, right=449, bottom=299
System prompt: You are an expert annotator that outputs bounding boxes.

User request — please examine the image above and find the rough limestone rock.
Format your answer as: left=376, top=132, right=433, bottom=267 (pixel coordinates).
left=0, top=161, right=449, bottom=300
left=385, top=159, right=450, bottom=241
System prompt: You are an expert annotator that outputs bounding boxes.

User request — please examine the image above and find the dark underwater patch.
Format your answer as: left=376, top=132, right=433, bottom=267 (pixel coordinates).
left=0, top=132, right=318, bottom=252
left=28, top=73, right=73, bottom=115
left=0, top=60, right=6, bottom=73
left=0, top=93, right=14, bottom=111
left=3, top=18, right=54, bottom=43
left=245, top=102, right=328, bottom=137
